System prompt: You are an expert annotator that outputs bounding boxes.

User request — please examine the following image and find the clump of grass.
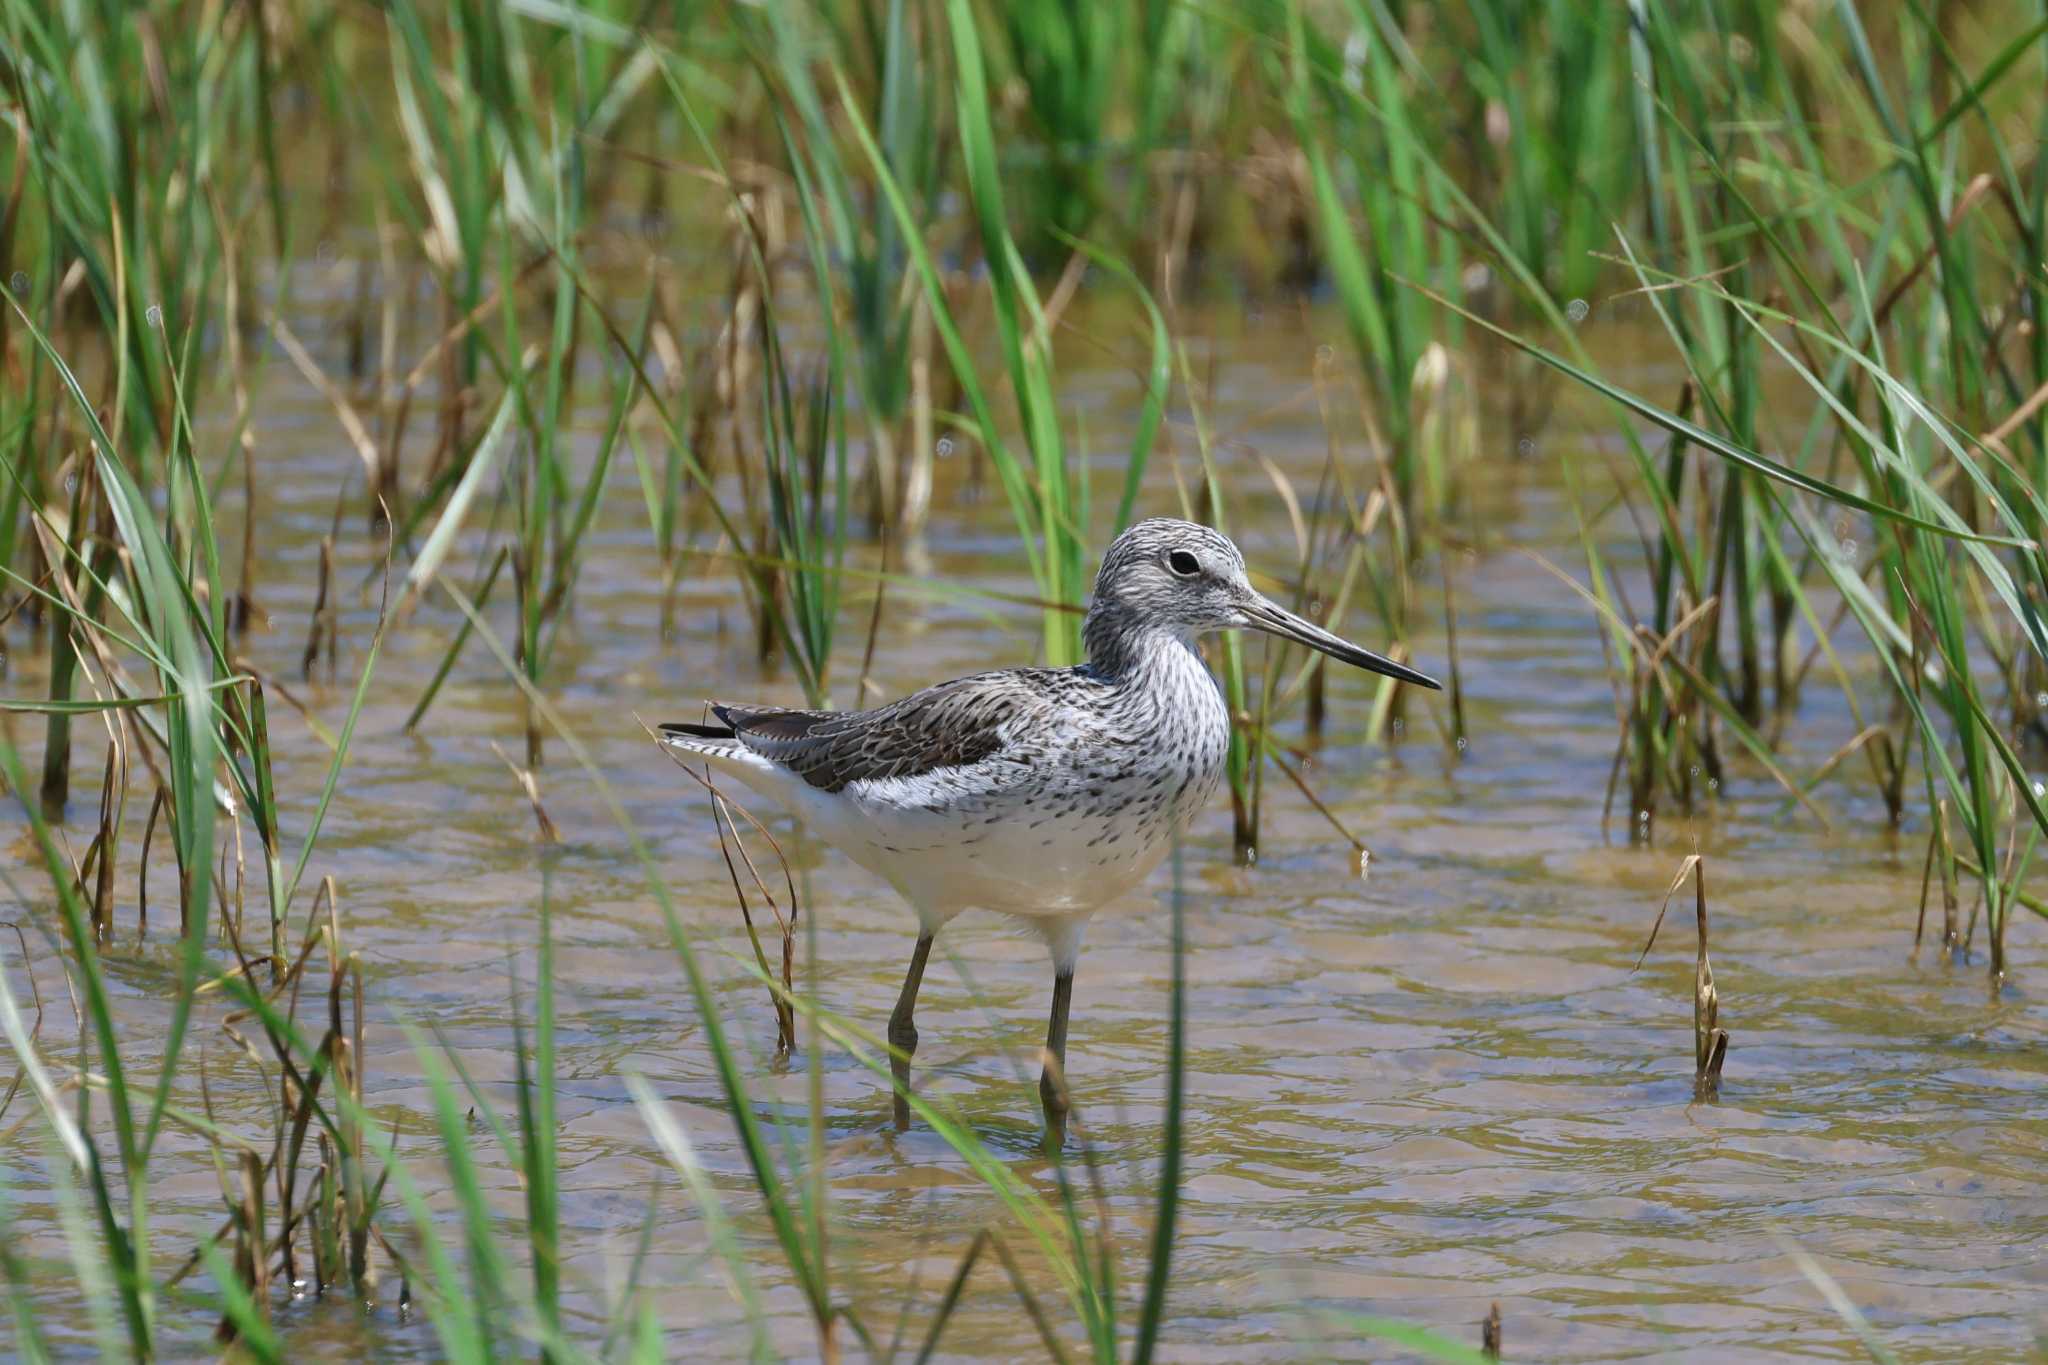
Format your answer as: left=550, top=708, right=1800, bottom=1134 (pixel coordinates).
left=757, top=0, right=944, bottom=538
left=834, top=0, right=1170, bottom=666
left=0, top=294, right=398, bottom=1353
left=1284, top=0, right=1464, bottom=542
left=983, top=0, right=1118, bottom=254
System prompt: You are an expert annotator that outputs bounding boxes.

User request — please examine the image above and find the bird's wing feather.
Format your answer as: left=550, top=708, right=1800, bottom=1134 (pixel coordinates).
left=660, top=671, right=1055, bottom=793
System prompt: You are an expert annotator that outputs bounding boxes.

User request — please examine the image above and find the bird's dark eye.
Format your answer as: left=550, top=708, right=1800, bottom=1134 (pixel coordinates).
left=1167, top=550, right=1201, bottom=577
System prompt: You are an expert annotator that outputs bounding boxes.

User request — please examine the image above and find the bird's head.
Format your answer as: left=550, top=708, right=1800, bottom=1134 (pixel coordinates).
left=1087, top=517, right=1441, bottom=689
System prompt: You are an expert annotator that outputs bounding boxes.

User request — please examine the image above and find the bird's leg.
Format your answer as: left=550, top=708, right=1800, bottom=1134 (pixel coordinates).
left=888, top=933, right=934, bottom=1130
left=1039, top=969, right=1075, bottom=1147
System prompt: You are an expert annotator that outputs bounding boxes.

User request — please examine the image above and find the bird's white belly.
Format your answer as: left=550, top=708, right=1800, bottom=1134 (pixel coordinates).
left=819, top=787, right=1177, bottom=919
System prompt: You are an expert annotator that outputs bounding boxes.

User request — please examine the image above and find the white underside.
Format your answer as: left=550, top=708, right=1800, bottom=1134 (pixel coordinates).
left=664, top=739, right=1176, bottom=972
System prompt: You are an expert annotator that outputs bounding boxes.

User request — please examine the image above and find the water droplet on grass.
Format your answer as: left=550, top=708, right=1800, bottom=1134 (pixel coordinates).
left=1566, top=297, right=1590, bottom=323
left=145, top=304, right=161, bottom=327
left=7, top=271, right=25, bottom=293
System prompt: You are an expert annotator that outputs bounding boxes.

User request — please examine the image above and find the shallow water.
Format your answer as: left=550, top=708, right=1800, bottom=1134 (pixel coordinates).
left=3, top=272, right=2046, bottom=1361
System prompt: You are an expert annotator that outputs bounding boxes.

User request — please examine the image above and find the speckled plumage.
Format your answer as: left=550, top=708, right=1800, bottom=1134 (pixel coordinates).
left=662, top=524, right=1243, bottom=970
left=659, top=518, right=1438, bottom=1133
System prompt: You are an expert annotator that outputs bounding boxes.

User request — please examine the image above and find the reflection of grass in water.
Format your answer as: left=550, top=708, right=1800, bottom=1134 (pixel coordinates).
left=4, top=0, right=2046, bottom=1355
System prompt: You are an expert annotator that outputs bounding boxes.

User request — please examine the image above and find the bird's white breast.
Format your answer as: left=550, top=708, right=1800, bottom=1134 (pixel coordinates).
left=820, top=633, right=1230, bottom=921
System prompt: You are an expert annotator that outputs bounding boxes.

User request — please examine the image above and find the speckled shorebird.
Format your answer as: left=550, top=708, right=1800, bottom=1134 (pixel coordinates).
left=660, top=518, right=1439, bottom=1139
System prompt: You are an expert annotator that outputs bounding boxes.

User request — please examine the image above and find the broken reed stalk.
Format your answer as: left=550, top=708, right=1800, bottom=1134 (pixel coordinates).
left=302, top=535, right=337, bottom=684
left=490, top=739, right=561, bottom=844
left=708, top=790, right=799, bottom=1056
left=38, top=454, right=116, bottom=821
left=1637, top=853, right=1729, bottom=1100
left=215, top=1149, right=270, bottom=1346
left=184, top=876, right=385, bottom=1309
left=0, top=922, right=47, bottom=1123
left=36, top=460, right=86, bottom=821
left=656, top=730, right=800, bottom=1054
left=86, top=738, right=119, bottom=939
left=512, top=550, right=542, bottom=769
left=1442, top=553, right=1468, bottom=756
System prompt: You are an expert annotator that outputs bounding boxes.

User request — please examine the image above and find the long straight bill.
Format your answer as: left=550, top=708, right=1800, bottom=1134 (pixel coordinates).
left=1240, top=595, right=1442, bottom=690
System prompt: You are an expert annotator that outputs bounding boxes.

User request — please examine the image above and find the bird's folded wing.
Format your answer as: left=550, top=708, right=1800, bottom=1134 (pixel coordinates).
left=662, top=677, right=1027, bottom=794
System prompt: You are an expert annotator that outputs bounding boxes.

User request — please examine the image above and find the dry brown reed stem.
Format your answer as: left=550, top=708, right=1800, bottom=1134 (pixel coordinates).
left=27, top=513, right=174, bottom=813
left=855, top=529, right=890, bottom=705
left=1636, top=853, right=1729, bottom=1099
left=83, top=739, right=117, bottom=938
left=985, top=1231, right=1071, bottom=1365
left=709, top=793, right=796, bottom=1056
left=1442, top=552, right=1467, bottom=752
left=1264, top=747, right=1368, bottom=869
left=35, top=453, right=93, bottom=820
left=204, top=182, right=263, bottom=635
left=302, top=535, right=335, bottom=683
left=650, top=721, right=801, bottom=1054
left=0, top=922, right=46, bottom=1128
left=392, top=251, right=550, bottom=447
left=1530, top=542, right=1831, bottom=834
left=273, top=317, right=383, bottom=507
left=1981, top=371, right=2048, bottom=460
left=430, top=291, right=466, bottom=486
left=903, top=288, right=937, bottom=535
left=373, top=211, right=400, bottom=438
left=1871, top=173, right=1994, bottom=327
left=212, top=1148, right=270, bottom=1346
left=1481, top=1302, right=1502, bottom=1359
left=0, top=112, right=27, bottom=349
left=164, top=876, right=387, bottom=1306
left=913, top=1227, right=991, bottom=1360
left=138, top=786, right=166, bottom=939
left=346, top=254, right=371, bottom=381
left=490, top=739, right=561, bottom=844
left=340, top=942, right=371, bottom=1289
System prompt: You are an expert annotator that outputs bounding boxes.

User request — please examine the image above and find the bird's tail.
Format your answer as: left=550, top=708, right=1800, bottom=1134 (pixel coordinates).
left=658, top=717, right=738, bottom=754
left=657, top=712, right=766, bottom=772
left=659, top=719, right=735, bottom=741
left=656, top=714, right=788, bottom=799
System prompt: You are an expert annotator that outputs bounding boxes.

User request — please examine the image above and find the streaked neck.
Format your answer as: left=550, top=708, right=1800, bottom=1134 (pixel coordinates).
left=1082, top=606, right=1201, bottom=682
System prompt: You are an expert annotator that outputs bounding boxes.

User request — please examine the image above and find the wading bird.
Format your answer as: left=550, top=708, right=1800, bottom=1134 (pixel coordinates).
left=661, top=518, right=1438, bottom=1141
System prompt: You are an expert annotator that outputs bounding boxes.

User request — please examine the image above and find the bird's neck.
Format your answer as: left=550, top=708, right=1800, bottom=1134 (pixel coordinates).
left=1082, top=606, right=1203, bottom=684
